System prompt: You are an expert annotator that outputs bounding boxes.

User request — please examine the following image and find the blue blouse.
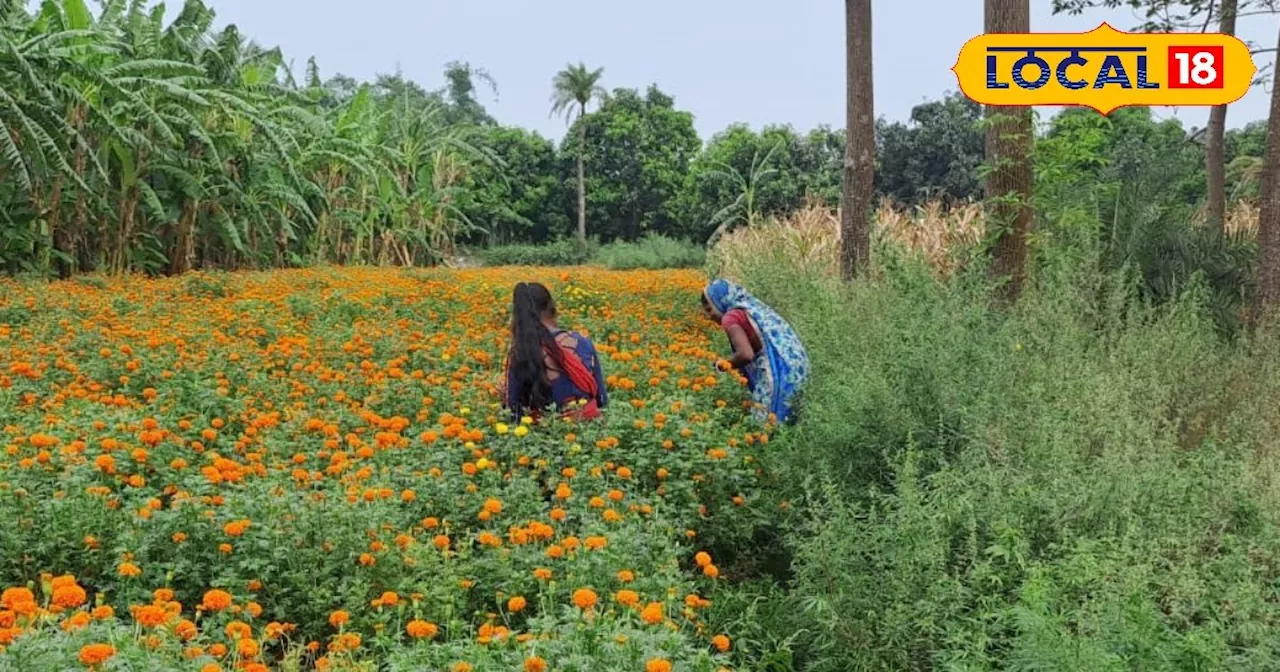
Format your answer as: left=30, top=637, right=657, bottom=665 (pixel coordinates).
left=505, top=330, right=608, bottom=419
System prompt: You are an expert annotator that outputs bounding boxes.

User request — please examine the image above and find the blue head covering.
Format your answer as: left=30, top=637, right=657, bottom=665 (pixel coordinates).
left=705, top=279, right=809, bottom=423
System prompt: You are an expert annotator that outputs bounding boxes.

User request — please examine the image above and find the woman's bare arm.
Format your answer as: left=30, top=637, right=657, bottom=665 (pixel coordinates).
left=724, top=324, right=756, bottom=368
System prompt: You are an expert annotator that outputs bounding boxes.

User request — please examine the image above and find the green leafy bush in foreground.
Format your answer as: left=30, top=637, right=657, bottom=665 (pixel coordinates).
left=705, top=248, right=1280, bottom=671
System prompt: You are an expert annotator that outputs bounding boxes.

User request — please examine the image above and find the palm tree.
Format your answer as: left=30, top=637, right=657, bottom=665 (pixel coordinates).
left=550, top=62, right=606, bottom=244
left=984, top=0, right=1034, bottom=302
left=842, top=0, right=874, bottom=280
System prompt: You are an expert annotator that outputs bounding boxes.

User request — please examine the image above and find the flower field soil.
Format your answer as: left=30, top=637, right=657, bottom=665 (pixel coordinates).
left=0, top=268, right=759, bottom=671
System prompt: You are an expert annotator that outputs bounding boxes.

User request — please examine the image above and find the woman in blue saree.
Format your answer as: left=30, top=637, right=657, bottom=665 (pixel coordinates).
left=701, top=279, right=809, bottom=424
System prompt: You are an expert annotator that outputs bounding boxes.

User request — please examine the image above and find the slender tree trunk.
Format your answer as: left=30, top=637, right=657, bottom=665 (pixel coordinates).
left=984, top=0, right=1034, bottom=302
left=841, top=0, right=874, bottom=280
left=1206, top=0, right=1238, bottom=233
left=116, top=189, right=138, bottom=275
left=1254, top=23, right=1280, bottom=317
left=171, top=199, right=197, bottom=275
left=577, top=106, right=587, bottom=243
left=46, top=173, right=66, bottom=277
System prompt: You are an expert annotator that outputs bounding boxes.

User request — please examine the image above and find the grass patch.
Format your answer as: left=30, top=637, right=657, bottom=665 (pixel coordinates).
left=596, top=234, right=705, bottom=270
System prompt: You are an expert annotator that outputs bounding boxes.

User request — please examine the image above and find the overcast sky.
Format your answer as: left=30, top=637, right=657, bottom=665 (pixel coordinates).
left=200, top=0, right=1280, bottom=143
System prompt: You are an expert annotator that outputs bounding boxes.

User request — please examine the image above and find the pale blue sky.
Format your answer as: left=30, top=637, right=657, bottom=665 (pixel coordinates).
left=203, top=0, right=1280, bottom=142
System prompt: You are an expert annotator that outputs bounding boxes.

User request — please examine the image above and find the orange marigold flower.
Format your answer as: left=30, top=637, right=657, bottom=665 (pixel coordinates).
left=645, top=660, right=673, bottom=672
left=328, top=610, right=349, bottom=628
left=134, top=604, right=168, bottom=628
left=52, top=584, right=86, bottom=608
left=175, top=619, right=198, bottom=640
left=200, top=589, right=233, bottom=612
left=91, top=605, right=114, bottom=620
left=571, top=588, right=598, bottom=611
left=640, top=602, right=663, bottom=625
left=406, top=619, right=438, bottom=639
left=117, top=562, right=141, bottom=578
left=78, top=643, right=115, bottom=666
left=617, top=569, right=635, bottom=583
left=506, top=595, right=527, bottom=613
left=615, top=590, right=640, bottom=608
left=62, top=611, right=91, bottom=631
left=533, top=568, right=553, bottom=581
left=712, top=634, right=731, bottom=652
left=0, top=587, right=33, bottom=612
left=694, top=551, right=712, bottom=567
left=524, top=656, right=548, bottom=672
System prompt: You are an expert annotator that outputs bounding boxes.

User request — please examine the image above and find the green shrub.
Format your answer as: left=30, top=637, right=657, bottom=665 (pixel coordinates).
left=480, top=239, right=595, bottom=267
left=596, top=234, right=706, bottom=270
left=704, top=244, right=1280, bottom=670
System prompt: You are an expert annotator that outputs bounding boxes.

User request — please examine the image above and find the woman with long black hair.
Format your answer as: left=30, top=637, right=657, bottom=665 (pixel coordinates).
left=501, top=282, right=608, bottom=422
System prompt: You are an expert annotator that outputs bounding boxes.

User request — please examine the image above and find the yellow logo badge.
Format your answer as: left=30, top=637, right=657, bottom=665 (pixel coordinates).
left=952, top=22, right=1255, bottom=114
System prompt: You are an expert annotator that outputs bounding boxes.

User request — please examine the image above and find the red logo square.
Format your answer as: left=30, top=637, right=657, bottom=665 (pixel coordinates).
left=1168, top=46, right=1225, bottom=89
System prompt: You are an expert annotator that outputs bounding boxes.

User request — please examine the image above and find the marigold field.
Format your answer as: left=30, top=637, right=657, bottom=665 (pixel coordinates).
left=0, top=267, right=765, bottom=672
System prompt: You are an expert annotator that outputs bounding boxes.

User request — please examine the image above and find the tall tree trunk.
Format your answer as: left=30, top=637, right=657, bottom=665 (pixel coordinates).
left=841, top=0, right=874, bottom=280
left=115, top=189, right=138, bottom=275
left=171, top=199, right=197, bottom=275
left=1254, top=23, right=1280, bottom=317
left=1206, top=0, right=1238, bottom=233
left=984, top=0, right=1034, bottom=302
left=46, top=173, right=66, bottom=277
left=577, top=108, right=587, bottom=244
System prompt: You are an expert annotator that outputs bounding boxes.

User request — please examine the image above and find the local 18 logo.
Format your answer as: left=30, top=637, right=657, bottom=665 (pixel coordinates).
left=952, top=23, right=1255, bottom=114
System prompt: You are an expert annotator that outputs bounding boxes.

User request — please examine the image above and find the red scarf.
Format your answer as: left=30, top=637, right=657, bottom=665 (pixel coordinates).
left=555, top=342, right=601, bottom=421
left=503, top=341, right=601, bottom=422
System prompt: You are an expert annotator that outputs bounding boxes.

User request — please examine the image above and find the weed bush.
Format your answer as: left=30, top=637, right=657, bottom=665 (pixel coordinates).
left=479, top=239, right=595, bottom=267
left=706, top=245, right=1280, bottom=670
left=596, top=234, right=705, bottom=270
